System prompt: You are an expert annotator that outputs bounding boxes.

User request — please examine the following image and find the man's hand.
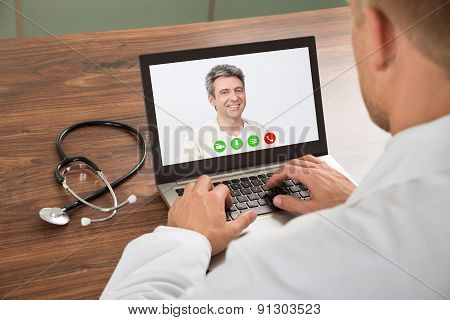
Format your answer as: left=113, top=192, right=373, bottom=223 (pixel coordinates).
left=266, top=155, right=356, bottom=214
left=168, top=175, right=257, bottom=256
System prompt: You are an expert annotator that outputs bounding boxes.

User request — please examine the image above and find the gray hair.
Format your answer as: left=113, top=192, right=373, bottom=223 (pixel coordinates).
left=205, top=64, right=245, bottom=98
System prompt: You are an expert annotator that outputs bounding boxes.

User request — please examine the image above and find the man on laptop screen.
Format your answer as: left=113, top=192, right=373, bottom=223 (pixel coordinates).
left=181, top=64, right=269, bottom=162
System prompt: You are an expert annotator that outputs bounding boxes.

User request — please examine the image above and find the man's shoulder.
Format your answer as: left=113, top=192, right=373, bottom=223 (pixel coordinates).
left=197, top=117, right=218, bottom=130
left=244, top=118, right=266, bottom=130
left=190, top=118, right=219, bottom=136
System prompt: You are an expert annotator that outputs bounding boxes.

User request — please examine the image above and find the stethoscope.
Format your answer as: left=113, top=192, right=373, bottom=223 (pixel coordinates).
left=39, top=120, right=146, bottom=227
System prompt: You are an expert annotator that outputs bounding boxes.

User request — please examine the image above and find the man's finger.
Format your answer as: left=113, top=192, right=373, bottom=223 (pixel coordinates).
left=183, top=182, right=196, bottom=193
left=272, top=195, right=317, bottom=214
left=212, top=183, right=232, bottom=208
left=266, top=164, right=315, bottom=188
left=300, top=154, right=324, bottom=165
left=288, top=158, right=318, bottom=169
left=266, top=164, right=294, bottom=187
left=194, top=175, right=213, bottom=194
left=226, top=210, right=257, bottom=237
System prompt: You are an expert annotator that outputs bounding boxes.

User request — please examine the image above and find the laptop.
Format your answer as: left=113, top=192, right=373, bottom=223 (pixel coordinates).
left=139, top=37, right=354, bottom=253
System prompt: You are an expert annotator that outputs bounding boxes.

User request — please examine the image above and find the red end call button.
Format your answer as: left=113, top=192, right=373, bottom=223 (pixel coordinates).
left=264, top=132, right=276, bottom=145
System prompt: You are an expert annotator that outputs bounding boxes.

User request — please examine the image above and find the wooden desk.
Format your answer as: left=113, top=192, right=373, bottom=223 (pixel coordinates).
left=0, top=7, right=389, bottom=299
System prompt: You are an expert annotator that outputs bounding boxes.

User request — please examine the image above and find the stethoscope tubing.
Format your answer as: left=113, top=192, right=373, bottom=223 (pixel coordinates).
left=55, top=120, right=147, bottom=212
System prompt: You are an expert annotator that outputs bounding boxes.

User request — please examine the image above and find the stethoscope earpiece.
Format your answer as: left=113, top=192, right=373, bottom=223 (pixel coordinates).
left=127, top=195, right=137, bottom=204
left=81, top=217, right=91, bottom=226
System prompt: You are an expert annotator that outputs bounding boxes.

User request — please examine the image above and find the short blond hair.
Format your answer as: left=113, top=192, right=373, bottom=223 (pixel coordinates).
left=355, top=0, right=450, bottom=72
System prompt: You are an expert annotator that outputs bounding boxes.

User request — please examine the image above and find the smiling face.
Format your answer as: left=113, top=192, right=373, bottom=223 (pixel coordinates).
left=208, top=76, right=246, bottom=121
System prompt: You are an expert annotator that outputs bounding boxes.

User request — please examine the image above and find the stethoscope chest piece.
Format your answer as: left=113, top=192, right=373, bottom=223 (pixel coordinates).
left=39, top=207, right=70, bottom=225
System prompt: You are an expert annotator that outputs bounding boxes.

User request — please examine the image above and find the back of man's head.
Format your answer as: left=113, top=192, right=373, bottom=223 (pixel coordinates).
left=355, top=0, right=449, bottom=76
left=351, top=0, right=449, bottom=134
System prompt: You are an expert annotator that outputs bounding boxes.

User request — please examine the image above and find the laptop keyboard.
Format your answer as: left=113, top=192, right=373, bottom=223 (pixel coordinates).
left=174, top=172, right=310, bottom=221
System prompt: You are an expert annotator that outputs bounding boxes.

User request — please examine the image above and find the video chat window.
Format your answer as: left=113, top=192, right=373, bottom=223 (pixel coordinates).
left=150, top=48, right=319, bottom=166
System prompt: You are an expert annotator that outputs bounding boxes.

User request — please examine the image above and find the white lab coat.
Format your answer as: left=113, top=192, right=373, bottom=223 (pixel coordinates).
left=101, top=115, right=450, bottom=299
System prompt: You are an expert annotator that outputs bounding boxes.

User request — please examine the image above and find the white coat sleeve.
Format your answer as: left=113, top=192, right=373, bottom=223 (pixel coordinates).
left=100, top=226, right=212, bottom=300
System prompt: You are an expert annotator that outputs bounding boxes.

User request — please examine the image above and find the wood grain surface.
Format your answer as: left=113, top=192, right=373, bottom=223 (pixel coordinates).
left=0, top=7, right=389, bottom=299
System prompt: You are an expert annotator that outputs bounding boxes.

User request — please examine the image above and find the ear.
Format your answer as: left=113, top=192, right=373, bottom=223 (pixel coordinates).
left=365, top=6, right=396, bottom=71
left=208, top=95, right=216, bottom=107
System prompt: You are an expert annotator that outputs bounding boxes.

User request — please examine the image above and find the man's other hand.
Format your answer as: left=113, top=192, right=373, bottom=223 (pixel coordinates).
left=266, top=155, right=356, bottom=214
left=168, top=175, right=257, bottom=255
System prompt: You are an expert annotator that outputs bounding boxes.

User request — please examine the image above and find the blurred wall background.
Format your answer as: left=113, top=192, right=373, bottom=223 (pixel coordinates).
left=0, top=0, right=347, bottom=39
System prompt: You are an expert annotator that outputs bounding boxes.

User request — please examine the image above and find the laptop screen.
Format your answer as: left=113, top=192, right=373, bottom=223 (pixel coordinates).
left=149, top=47, right=320, bottom=167
left=140, top=37, right=327, bottom=184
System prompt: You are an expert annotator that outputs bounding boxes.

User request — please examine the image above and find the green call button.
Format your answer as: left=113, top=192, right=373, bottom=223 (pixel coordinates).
left=230, top=138, right=243, bottom=150
left=214, top=140, right=226, bottom=153
left=247, top=135, right=259, bottom=147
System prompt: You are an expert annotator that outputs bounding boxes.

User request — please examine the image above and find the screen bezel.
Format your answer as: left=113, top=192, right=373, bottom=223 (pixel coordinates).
left=139, top=37, right=328, bottom=184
